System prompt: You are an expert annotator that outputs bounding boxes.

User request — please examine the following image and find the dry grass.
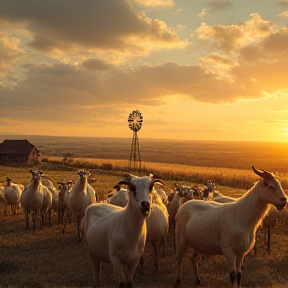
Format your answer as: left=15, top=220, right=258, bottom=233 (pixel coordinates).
left=1, top=199, right=288, bottom=288
left=1, top=202, right=288, bottom=288
left=1, top=165, right=288, bottom=288
left=1, top=135, right=288, bottom=288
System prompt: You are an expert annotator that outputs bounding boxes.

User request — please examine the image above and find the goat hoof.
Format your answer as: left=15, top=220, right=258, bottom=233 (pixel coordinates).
left=196, top=278, right=201, bottom=285
left=176, top=278, right=181, bottom=284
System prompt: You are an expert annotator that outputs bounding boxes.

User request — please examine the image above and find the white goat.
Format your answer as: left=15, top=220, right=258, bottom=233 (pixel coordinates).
left=3, top=177, right=23, bottom=215
left=166, top=187, right=188, bottom=253
left=81, top=174, right=164, bottom=288
left=57, top=180, right=74, bottom=225
left=41, top=177, right=58, bottom=225
left=108, top=184, right=128, bottom=207
left=212, top=190, right=236, bottom=204
left=255, top=205, right=288, bottom=255
left=175, top=166, right=287, bottom=288
left=166, top=189, right=181, bottom=230
left=153, top=185, right=168, bottom=205
left=140, top=190, right=169, bottom=271
left=178, top=186, right=194, bottom=206
left=61, top=180, right=75, bottom=233
left=0, top=186, right=5, bottom=204
left=68, top=170, right=97, bottom=243
left=21, top=170, right=52, bottom=230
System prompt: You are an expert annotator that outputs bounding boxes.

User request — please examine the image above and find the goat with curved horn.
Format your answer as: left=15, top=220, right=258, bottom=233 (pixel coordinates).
left=175, top=165, right=287, bottom=288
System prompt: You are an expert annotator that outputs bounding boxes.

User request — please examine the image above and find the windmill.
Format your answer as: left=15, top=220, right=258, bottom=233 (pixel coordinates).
left=128, top=110, right=143, bottom=173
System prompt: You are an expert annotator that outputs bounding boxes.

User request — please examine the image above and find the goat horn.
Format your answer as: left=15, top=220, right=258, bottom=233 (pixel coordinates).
left=152, top=179, right=165, bottom=187
left=252, top=165, right=274, bottom=182
left=123, top=173, right=135, bottom=180
left=118, top=180, right=130, bottom=186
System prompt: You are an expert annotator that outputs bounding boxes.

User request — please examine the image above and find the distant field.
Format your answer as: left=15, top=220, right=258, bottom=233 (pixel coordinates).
left=0, top=134, right=287, bottom=174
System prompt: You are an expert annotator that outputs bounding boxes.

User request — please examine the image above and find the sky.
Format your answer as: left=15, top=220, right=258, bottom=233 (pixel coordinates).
left=1, top=0, right=288, bottom=143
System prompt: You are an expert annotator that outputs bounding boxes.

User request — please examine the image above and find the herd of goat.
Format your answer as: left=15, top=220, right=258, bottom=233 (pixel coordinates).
left=1, top=166, right=288, bottom=288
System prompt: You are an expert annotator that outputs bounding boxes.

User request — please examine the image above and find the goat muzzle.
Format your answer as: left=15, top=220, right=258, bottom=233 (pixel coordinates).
left=140, top=201, right=150, bottom=217
left=276, top=198, right=287, bottom=210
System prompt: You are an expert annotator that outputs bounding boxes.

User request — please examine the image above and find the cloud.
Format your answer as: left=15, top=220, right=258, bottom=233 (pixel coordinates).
left=197, top=14, right=275, bottom=52
left=198, top=9, right=208, bottom=18
left=133, top=0, right=174, bottom=7
left=208, top=0, right=233, bottom=11
left=0, top=0, right=185, bottom=57
left=278, top=1, right=288, bottom=8
left=195, top=13, right=288, bottom=94
left=238, top=27, right=288, bottom=62
left=277, top=11, right=288, bottom=17
left=81, top=58, right=113, bottom=71
left=262, top=28, right=288, bottom=56
left=1, top=2, right=288, bottom=137
left=0, top=59, right=263, bottom=125
left=267, top=109, right=288, bottom=113
left=231, top=60, right=288, bottom=94
left=0, top=35, right=21, bottom=74
left=198, top=53, right=234, bottom=78
left=198, top=0, right=232, bottom=17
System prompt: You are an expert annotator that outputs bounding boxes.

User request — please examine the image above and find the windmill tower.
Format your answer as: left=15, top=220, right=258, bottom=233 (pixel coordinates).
left=128, top=110, right=143, bottom=173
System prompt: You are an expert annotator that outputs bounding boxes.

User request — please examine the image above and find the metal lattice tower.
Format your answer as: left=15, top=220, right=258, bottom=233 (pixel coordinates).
left=128, top=110, right=143, bottom=173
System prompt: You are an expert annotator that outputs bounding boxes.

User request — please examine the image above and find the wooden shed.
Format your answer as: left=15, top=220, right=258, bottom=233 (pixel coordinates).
left=0, top=139, right=41, bottom=165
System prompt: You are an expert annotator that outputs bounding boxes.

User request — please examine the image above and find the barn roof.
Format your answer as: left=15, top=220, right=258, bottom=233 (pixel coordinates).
left=0, top=139, right=38, bottom=155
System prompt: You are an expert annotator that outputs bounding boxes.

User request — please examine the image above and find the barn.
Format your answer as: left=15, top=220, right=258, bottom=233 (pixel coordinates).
left=0, top=139, right=41, bottom=165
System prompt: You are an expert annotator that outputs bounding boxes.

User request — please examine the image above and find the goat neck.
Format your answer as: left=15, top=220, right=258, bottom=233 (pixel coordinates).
left=28, top=173, right=42, bottom=191
left=6, top=178, right=12, bottom=187
left=232, top=180, right=283, bottom=230
left=120, top=191, right=149, bottom=243
left=118, top=176, right=155, bottom=241
left=75, top=174, right=88, bottom=193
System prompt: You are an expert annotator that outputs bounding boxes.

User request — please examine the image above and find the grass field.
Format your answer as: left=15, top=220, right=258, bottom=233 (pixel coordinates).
left=1, top=164, right=288, bottom=288
left=1, top=136, right=288, bottom=287
left=1, top=134, right=288, bottom=173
